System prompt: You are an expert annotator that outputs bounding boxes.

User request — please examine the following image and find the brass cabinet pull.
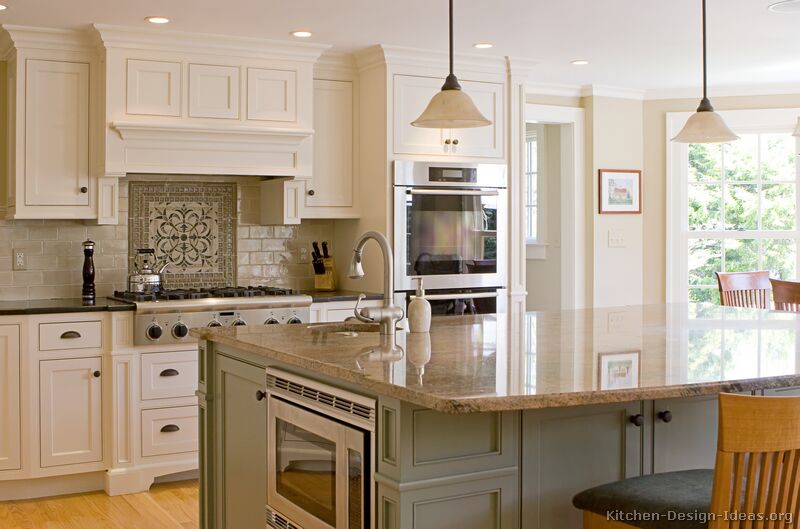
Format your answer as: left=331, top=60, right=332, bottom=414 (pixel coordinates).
left=60, top=331, right=81, bottom=339
left=160, top=368, right=180, bottom=377
left=160, top=424, right=180, bottom=433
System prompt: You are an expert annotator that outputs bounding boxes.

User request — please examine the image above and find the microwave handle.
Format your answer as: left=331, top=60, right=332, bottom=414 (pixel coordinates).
left=408, top=189, right=499, bottom=197
left=410, top=291, right=499, bottom=301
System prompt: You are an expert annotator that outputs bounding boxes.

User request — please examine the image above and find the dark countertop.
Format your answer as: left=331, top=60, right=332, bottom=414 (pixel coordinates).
left=0, top=297, right=135, bottom=316
left=305, top=290, right=384, bottom=303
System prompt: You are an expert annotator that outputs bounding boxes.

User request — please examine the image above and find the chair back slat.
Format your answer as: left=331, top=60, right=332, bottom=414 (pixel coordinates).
left=716, top=271, right=772, bottom=309
left=770, top=278, right=800, bottom=312
left=710, top=394, right=800, bottom=528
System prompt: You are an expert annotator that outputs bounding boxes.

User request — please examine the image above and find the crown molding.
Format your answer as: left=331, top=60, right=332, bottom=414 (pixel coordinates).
left=354, top=44, right=508, bottom=75
left=524, top=81, right=583, bottom=98
left=582, top=84, right=646, bottom=100
left=645, top=83, right=800, bottom=101
left=93, top=24, right=330, bottom=62
left=314, top=51, right=357, bottom=79
left=0, top=25, right=96, bottom=57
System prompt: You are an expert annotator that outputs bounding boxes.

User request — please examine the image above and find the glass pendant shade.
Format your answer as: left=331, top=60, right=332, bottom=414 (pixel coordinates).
left=672, top=107, right=739, bottom=143
left=411, top=87, right=491, bottom=128
left=793, top=117, right=800, bottom=137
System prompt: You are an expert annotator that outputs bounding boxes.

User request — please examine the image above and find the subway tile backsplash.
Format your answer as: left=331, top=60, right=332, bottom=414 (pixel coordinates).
left=0, top=176, right=333, bottom=301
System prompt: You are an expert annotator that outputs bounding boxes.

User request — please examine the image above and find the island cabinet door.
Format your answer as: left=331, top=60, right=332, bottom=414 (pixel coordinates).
left=651, top=395, right=719, bottom=474
left=214, top=355, right=267, bottom=529
left=521, top=401, right=644, bottom=529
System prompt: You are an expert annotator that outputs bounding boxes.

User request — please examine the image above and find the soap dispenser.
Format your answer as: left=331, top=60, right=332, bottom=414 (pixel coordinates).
left=408, top=278, right=432, bottom=333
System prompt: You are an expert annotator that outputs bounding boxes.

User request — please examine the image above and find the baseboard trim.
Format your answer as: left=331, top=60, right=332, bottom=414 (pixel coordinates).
left=0, top=472, right=106, bottom=501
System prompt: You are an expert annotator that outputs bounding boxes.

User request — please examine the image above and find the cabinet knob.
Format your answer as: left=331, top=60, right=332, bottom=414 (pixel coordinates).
left=307, top=189, right=315, bottom=196
left=629, top=414, right=645, bottom=427
left=657, top=410, right=673, bottom=423
left=444, top=139, right=451, bottom=145
left=452, top=139, right=459, bottom=145
left=93, top=370, right=101, bottom=378
left=255, top=390, right=266, bottom=401
left=80, top=186, right=88, bottom=194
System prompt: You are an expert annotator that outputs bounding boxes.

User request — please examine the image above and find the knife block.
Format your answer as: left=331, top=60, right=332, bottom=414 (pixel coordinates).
left=315, top=257, right=337, bottom=291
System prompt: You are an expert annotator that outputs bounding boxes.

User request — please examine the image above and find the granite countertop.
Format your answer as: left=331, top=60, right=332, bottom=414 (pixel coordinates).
left=0, top=297, right=135, bottom=315
left=305, top=290, right=384, bottom=303
left=191, top=303, right=800, bottom=413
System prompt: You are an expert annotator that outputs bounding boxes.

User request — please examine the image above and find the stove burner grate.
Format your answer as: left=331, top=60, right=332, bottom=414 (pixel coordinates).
left=113, top=285, right=301, bottom=302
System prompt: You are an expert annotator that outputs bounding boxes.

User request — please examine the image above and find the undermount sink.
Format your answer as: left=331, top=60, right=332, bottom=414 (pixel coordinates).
left=306, top=322, right=382, bottom=334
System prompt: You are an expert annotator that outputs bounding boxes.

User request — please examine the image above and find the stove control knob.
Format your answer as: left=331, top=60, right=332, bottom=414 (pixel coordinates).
left=264, top=318, right=279, bottom=325
left=232, top=319, right=247, bottom=327
left=287, top=317, right=303, bottom=325
left=172, top=322, right=189, bottom=339
left=207, top=320, right=222, bottom=328
left=146, top=323, right=163, bottom=341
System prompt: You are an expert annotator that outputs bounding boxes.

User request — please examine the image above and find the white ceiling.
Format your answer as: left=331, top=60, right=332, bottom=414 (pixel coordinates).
left=2, top=0, right=799, bottom=93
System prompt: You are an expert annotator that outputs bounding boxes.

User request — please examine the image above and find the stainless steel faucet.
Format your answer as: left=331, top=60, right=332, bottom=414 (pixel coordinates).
left=348, top=231, right=404, bottom=335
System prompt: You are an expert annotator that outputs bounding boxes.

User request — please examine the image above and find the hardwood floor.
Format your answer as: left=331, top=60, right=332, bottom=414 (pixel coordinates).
left=0, top=480, right=199, bottom=529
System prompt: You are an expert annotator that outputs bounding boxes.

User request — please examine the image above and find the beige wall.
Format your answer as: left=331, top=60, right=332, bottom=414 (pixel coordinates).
left=642, top=93, right=800, bottom=304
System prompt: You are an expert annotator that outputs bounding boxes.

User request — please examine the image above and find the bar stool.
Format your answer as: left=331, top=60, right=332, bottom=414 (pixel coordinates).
left=573, top=393, right=800, bottom=528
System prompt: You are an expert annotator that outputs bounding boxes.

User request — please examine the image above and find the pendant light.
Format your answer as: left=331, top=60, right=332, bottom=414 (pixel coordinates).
left=411, top=0, right=491, bottom=129
left=672, top=0, right=738, bottom=143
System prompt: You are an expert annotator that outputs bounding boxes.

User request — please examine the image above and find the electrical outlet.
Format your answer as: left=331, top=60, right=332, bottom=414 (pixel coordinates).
left=12, top=249, right=26, bottom=270
left=298, top=247, right=310, bottom=264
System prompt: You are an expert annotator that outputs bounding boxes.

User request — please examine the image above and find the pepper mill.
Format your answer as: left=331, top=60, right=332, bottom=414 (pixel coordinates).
left=82, top=240, right=96, bottom=303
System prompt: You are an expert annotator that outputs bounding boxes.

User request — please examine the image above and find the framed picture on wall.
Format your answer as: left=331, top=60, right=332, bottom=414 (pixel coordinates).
left=598, top=169, right=642, bottom=214
left=597, top=351, right=641, bottom=390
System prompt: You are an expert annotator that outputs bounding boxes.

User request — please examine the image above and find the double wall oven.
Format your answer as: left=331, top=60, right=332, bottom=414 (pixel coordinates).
left=393, top=160, right=508, bottom=316
left=265, top=368, right=375, bottom=529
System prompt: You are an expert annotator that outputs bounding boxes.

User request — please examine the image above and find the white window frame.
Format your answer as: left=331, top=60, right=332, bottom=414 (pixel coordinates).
left=666, top=107, right=800, bottom=303
left=525, top=123, right=546, bottom=257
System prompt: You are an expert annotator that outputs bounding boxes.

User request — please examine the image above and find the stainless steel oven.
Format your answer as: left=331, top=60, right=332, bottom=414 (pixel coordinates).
left=393, top=160, right=507, bottom=291
left=265, top=368, right=375, bottom=529
left=395, top=287, right=507, bottom=317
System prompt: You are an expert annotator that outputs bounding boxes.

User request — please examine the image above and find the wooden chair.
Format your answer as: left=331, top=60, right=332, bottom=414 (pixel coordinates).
left=716, top=271, right=772, bottom=309
left=770, top=278, right=800, bottom=312
left=574, top=393, right=800, bottom=528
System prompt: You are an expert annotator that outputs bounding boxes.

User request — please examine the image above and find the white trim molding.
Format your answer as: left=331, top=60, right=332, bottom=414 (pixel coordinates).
left=581, top=84, right=646, bottom=101
left=647, top=83, right=800, bottom=101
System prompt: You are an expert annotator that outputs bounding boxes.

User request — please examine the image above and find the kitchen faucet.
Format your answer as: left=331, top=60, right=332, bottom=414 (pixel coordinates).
left=348, top=231, right=404, bottom=335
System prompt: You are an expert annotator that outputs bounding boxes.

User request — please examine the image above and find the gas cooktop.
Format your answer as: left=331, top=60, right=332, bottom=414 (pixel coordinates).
left=112, top=286, right=302, bottom=302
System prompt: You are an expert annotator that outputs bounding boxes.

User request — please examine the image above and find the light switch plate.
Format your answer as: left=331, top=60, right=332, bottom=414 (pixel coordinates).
left=608, top=230, right=626, bottom=248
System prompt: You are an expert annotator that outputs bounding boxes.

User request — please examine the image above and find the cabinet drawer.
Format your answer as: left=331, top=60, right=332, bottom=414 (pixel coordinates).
left=141, top=350, right=198, bottom=400
left=141, top=406, right=198, bottom=457
left=39, top=320, right=102, bottom=351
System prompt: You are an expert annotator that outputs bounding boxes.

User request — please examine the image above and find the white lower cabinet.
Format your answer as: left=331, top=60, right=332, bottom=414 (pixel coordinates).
left=141, top=406, right=198, bottom=457
left=39, top=356, right=103, bottom=468
left=0, top=325, right=21, bottom=471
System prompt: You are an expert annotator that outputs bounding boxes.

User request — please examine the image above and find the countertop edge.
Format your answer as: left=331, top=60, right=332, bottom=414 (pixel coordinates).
left=0, top=298, right=136, bottom=316
left=192, top=329, right=800, bottom=413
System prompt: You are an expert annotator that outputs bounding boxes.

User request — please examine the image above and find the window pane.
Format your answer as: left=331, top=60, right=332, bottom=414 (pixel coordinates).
left=762, top=239, right=797, bottom=279
left=688, top=183, right=722, bottom=230
left=724, top=134, right=758, bottom=181
left=762, top=183, right=796, bottom=230
left=689, top=287, right=720, bottom=304
left=724, top=184, right=758, bottom=230
left=724, top=238, right=759, bottom=272
left=688, top=238, right=722, bottom=286
left=688, top=143, right=722, bottom=182
left=761, top=133, right=796, bottom=181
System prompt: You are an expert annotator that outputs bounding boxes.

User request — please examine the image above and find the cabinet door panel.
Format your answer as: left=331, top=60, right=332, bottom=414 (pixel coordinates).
left=0, top=325, right=20, bottom=471
left=25, top=60, right=90, bottom=206
left=215, top=355, right=267, bottom=529
left=39, top=356, right=102, bottom=467
left=393, top=75, right=444, bottom=155
left=447, top=80, right=504, bottom=158
left=189, top=64, right=240, bottom=119
left=652, top=396, right=718, bottom=473
left=247, top=68, right=297, bottom=122
left=521, top=402, right=643, bottom=529
left=308, top=79, right=353, bottom=209
left=126, top=59, right=181, bottom=116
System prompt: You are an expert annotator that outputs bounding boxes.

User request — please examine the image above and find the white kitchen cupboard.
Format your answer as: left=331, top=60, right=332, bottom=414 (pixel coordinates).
left=0, top=325, right=20, bottom=471
left=39, top=356, right=103, bottom=468
left=393, top=74, right=504, bottom=159
left=302, top=79, right=359, bottom=218
left=188, top=64, right=240, bottom=120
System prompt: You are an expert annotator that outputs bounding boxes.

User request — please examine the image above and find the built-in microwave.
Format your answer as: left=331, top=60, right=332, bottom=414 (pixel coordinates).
left=265, top=368, right=375, bottom=529
left=393, top=160, right=507, bottom=292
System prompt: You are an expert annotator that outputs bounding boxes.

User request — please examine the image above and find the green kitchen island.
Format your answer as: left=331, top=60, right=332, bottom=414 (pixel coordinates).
left=192, top=303, right=800, bottom=529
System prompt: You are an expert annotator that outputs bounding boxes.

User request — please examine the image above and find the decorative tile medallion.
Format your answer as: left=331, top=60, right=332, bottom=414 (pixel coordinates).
left=129, top=182, right=237, bottom=288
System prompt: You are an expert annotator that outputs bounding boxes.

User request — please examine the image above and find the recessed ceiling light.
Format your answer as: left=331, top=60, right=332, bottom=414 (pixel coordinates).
left=473, top=43, right=493, bottom=49
left=0, top=5, right=8, bottom=11
left=769, top=0, right=800, bottom=13
left=291, top=30, right=312, bottom=38
left=145, top=16, right=170, bottom=24
left=571, top=59, right=590, bottom=66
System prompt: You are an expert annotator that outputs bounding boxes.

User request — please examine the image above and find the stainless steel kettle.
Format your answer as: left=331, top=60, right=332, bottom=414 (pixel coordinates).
left=128, top=248, right=169, bottom=293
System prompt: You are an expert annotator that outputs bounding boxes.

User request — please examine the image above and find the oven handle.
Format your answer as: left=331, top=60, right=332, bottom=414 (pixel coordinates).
left=408, top=188, right=499, bottom=197
left=410, top=291, right=499, bottom=301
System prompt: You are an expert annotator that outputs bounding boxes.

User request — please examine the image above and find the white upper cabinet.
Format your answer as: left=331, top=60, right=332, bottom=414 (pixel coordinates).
left=126, top=59, right=181, bottom=116
left=247, top=68, right=297, bottom=122
left=0, top=325, right=20, bottom=471
left=189, top=64, right=240, bottom=119
left=393, top=74, right=504, bottom=159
